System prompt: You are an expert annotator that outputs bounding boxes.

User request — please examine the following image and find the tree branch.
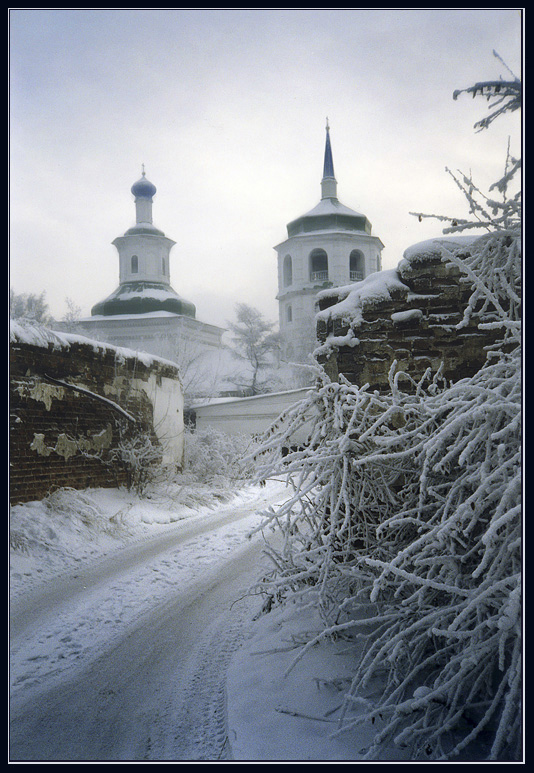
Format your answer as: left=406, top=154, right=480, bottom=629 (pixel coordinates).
left=43, top=374, right=137, bottom=423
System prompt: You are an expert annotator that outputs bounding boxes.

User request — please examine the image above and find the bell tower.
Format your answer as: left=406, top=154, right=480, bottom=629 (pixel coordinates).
left=275, top=123, right=384, bottom=362
left=91, top=168, right=196, bottom=318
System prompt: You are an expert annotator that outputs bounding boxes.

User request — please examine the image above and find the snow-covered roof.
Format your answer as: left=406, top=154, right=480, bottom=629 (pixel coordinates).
left=84, top=310, right=182, bottom=322
left=105, top=285, right=189, bottom=303
left=190, top=387, right=312, bottom=410
left=122, top=223, right=166, bottom=237
left=298, top=197, right=366, bottom=220
left=286, top=195, right=372, bottom=239
left=91, top=280, right=196, bottom=318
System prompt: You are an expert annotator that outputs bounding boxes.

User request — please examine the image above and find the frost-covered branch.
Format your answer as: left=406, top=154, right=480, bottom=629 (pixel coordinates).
left=251, top=61, right=522, bottom=761
left=43, top=374, right=137, bottom=423
left=453, top=51, right=521, bottom=131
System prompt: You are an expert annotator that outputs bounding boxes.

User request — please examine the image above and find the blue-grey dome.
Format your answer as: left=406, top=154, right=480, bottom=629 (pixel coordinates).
left=131, top=174, right=157, bottom=199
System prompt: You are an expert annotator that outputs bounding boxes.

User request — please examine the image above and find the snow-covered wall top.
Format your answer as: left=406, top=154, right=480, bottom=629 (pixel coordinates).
left=316, top=269, right=410, bottom=329
left=10, top=321, right=185, bottom=503
left=400, top=235, right=480, bottom=264
left=10, top=319, right=181, bottom=371
left=316, top=236, right=480, bottom=330
left=314, top=235, right=500, bottom=390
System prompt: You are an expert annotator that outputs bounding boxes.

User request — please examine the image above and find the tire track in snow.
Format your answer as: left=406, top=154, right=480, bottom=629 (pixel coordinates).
left=9, top=487, right=285, bottom=761
left=10, top=485, right=285, bottom=638
left=10, top=538, right=270, bottom=761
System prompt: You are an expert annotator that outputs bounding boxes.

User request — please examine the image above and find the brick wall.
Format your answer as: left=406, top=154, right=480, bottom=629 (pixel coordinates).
left=315, top=239, right=503, bottom=391
left=10, top=324, right=183, bottom=504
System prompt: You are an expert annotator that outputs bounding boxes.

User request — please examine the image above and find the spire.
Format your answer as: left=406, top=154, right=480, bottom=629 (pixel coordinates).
left=323, top=118, right=335, bottom=178
left=321, top=118, right=337, bottom=200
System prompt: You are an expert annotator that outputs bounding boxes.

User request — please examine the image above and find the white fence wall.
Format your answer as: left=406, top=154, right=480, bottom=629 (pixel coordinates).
left=193, top=388, right=314, bottom=444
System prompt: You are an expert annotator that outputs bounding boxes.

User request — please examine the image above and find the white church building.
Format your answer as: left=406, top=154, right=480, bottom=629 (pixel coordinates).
left=59, top=124, right=384, bottom=405
left=275, top=123, right=384, bottom=362
left=69, top=169, right=228, bottom=398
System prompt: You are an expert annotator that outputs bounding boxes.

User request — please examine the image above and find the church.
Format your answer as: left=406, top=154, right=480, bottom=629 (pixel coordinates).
left=67, top=124, right=384, bottom=396
left=70, top=169, right=228, bottom=398
left=275, top=122, right=384, bottom=362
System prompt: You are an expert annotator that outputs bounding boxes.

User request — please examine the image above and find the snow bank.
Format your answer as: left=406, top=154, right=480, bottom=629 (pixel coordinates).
left=9, top=480, right=262, bottom=599
left=227, top=600, right=410, bottom=761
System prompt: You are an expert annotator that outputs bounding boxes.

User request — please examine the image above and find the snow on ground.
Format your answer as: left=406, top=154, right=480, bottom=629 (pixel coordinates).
left=10, top=479, right=396, bottom=761
left=10, top=479, right=262, bottom=600
left=227, top=599, right=410, bottom=762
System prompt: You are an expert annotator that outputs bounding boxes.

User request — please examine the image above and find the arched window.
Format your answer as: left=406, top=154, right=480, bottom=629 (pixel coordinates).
left=350, top=250, right=365, bottom=281
left=286, top=304, right=293, bottom=323
left=131, top=255, right=139, bottom=273
left=162, top=257, right=166, bottom=275
left=283, top=255, right=293, bottom=287
left=309, top=249, right=328, bottom=282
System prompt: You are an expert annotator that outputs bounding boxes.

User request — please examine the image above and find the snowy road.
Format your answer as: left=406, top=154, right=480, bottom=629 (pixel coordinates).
left=10, top=485, right=286, bottom=761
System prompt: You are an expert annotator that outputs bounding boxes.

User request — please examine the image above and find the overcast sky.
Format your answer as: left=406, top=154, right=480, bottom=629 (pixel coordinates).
left=9, top=8, right=522, bottom=330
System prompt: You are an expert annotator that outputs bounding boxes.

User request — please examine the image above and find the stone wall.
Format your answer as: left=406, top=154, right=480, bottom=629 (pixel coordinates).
left=10, top=323, right=184, bottom=504
left=315, top=237, right=502, bottom=391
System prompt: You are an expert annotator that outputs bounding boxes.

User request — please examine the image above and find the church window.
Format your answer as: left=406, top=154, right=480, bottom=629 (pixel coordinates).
left=283, top=255, right=293, bottom=287
left=131, top=255, right=139, bottom=273
left=309, top=249, right=328, bottom=282
left=162, top=257, right=166, bottom=275
left=350, top=250, right=364, bottom=281
left=286, top=304, right=293, bottom=323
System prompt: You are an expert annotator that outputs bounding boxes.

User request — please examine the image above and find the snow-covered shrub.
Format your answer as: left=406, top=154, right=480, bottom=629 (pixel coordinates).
left=183, top=426, right=261, bottom=485
left=254, top=247, right=521, bottom=762
left=109, top=431, right=164, bottom=496
left=44, top=487, right=131, bottom=537
left=252, top=62, right=521, bottom=761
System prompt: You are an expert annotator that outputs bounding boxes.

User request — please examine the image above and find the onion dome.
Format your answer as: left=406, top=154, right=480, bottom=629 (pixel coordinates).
left=131, top=168, right=157, bottom=199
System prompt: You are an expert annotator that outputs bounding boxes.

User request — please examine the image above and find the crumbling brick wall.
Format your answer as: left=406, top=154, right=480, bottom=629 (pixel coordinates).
left=10, top=324, right=183, bottom=504
left=315, top=238, right=503, bottom=391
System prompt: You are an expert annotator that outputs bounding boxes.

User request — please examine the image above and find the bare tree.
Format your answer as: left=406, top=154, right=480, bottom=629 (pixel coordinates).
left=164, top=335, right=229, bottom=404
left=61, top=297, right=83, bottom=332
left=10, top=289, right=53, bottom=325
left=227, top=303, right=281, bottom=395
